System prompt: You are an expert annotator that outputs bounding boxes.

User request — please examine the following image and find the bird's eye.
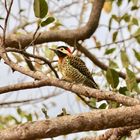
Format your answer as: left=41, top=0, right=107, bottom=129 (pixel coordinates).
left=60, top=48, right=63, bottom=51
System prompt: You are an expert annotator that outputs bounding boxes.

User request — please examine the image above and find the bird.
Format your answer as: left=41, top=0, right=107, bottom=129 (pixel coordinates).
left=50, top=46, right=98, bottom=89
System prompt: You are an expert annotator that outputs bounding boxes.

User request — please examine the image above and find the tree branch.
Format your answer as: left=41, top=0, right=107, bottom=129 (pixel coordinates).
left=6, top=48, right=59, bottom=78
left=0, top=78, right=140, bottom=106
left=81, top=125, right=140, bottom=140
left=3, top=0, right=14, bottom=45
left=1, top=105, right=140, bottom=140
left=3, top=0, right=105, bottom=49
left=1, top=41, right=140, bottom=107
left=0, top=93, right=59, bottom=107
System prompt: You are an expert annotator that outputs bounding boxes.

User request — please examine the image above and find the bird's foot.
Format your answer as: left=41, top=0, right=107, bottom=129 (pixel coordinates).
left=59, top=78, right=67, bottom=82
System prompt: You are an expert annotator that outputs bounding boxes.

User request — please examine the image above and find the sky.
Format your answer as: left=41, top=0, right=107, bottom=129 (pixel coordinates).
left=0, top=0, right=140, bottom=139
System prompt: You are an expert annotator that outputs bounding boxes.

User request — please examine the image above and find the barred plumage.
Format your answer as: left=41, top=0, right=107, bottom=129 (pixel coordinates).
left=50, top=46, right=98, bottom=89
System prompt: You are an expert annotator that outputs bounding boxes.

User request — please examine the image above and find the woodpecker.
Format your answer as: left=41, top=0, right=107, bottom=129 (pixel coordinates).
left=50, top=46, right=98, bottom=89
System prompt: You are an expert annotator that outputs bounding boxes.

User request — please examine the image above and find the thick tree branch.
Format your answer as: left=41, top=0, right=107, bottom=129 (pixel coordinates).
left=1, top=41, right=139, bottom=108
left=3, top=0, right=105, bottom=49
left=0, top=1, right=139, bottom=140
left=81, top=125, right=140, bottom=140
left=1, top=105, right=140, bottom=140
left=1, top=40, right=140, bottom=107
left=0, top=78, right=140, bottom=106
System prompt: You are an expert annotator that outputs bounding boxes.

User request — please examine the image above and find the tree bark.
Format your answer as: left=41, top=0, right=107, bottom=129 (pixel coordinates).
left=0, top=78, right=140, bottom=106
left=3, top=0, right=105, bottom=49
left=0, top=105, right=140, bottom=140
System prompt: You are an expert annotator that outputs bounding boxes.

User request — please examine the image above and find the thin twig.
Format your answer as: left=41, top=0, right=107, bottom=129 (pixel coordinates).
left=6, top=48, right=59, bottom=78
left=0, top=93, right=59, bottom=108
left=3, top=0, right=14, bottom=46
left=4, top=0, right=8, bottom=12
left=32, top=25, right=40, bottom=55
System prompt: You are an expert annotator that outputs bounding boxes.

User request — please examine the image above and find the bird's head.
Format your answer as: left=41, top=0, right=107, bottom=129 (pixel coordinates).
left=50, top=46, right=72, bottom=58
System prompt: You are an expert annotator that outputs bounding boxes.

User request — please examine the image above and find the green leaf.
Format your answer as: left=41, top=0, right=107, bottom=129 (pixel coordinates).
left=121, top=13, right=130, bottom=22
left=17, top=108, right=22, bottom=115
left=133, top=28, right=140, bottom=44
left=16, top=108, right=26, bottom=118
left=41, top=17, right=55, bottom=27
left=25, top=114, right=32, bottom=121
left=44, top=45, right=56, bottom=60
left=112, top=15, right=120, bottom=23
left=33, top=0, right=48, bottom=18
left=109, top=60, right=118, bottom=69
left=108, top=101, right=119, bottom=108
left=133, top=49, right=140, bottom=61
left=99, top=103, right=107, bottom=109
left=105, top=48, right=116, bottom=55
left=8, top=115, right=20, bottom=124
left=117, top=0, right=122, bottom=6
left=121, top=136, right=127, bottom=140
left=108, top=15, right=120, bottom=31
left=119, top=86, right=128, bottom=95
left=0, top=124, right=4, bottom=129
left=106, top=68, right=119, bottom=88
left=0, top=17, right=4, bottom=20
left=132, top=0, right=138, bottom=5
left=121, top=50, right=129, bottom=68
left=41, top=108, right=49, bottom=119
left=89, top=98, right=96, bottom=108
left=112, top=31, right=118, bottom=42
left=128, top=24, right=132, bottom=31
left=19, top=9, right=25, bottom=14
left=131, top=18, right=139, bottom=26
left=131, top=6, right=139, bottom=11
left=126, top=68, right=137, bottom=91
left=34, top=112, right=39, bottom=120
left=50, top=20, right=63, bottom=30
left=108, top=17, right=112, bottom=31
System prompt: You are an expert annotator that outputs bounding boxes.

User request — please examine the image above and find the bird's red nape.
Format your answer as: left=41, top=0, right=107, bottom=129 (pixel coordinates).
left=66, top=47, right=72, bottom=54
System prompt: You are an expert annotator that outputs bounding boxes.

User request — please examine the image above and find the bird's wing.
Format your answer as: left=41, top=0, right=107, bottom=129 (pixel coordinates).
left=68, top=56, right=93, bottom=81
left=68, top=56, right=98, bottom=89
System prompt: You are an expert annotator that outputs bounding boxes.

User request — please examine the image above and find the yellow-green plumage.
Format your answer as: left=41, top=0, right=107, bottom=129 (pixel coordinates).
left=50, top=46, right=98, bottom=89
left=58, top=55, right=98, bottom=89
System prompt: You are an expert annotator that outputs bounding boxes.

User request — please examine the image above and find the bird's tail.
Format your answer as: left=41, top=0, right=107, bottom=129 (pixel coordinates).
left=84, top=78, right=99, bottom=89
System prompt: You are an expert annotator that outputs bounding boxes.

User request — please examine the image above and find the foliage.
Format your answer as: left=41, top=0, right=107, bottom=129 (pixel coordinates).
left=33, top=0, right=55, bottom=27
left=1, top=0, right=140, bottom=139
left=0, top=108, right=37, bottom=129
left=106, top=68, right=119, bottom=89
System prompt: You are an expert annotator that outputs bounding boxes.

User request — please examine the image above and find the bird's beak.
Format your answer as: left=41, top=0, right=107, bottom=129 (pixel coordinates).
left=49, top=48, right=56, bottom=52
